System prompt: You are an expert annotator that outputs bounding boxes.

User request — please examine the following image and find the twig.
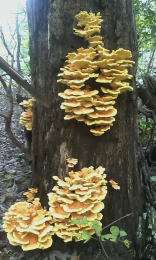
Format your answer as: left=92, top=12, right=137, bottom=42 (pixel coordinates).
left=0, top=113, right=7, bottom=119
left=99, top=239, right=110, bottom=259
left=146, top=49, right=156, bottom=74
left=97, top=213, right=132, bottom=259
left=5, top=116, right=28, bottom=153
left=16, top=13, right=21, bottom=74
left=102, top=212, right=133, bottom=231
left=0, top=64, right=27, bottom=154
left=0, top=75, right=8, bottom=94
left=16, top=12, right=22, bottom=94
left=0, top=113, right=27, bottom=153
left=0, top=29, right=14, bottom=58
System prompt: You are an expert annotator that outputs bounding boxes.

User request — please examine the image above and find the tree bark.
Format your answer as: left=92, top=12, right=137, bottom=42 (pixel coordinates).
left=26, top=0, right=143, bottom=259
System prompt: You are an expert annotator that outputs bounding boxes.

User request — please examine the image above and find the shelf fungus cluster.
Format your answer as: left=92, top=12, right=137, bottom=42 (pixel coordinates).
left=3, top=198, right=55, bottom=251
left=48, top=166, right=107, bottom=242
left=23, top=187, right=38, bottom=202
left=19, top=98, right=36, bottom=131
left=57, top=11, right=135, bottom=136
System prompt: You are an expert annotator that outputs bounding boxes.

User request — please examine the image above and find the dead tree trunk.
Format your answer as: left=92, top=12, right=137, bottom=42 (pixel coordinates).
left=26, top=0, right=144, bottom=258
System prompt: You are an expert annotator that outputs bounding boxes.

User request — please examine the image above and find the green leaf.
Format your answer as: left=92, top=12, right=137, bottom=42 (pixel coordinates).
left=80, top=216, right=88, bottom=225
left=119, top=230, right=127, bottom=237
left=71, top=216, right=88, bottom=225
left=101, top=234, right=113, bottom=240
left=92, top=220, right=102, bottom=236
left=151, top=176, right=156, bottom=182
left=110, top=237, right=117, bottom=242
left=81, top=230, right=92, bottom=243
left=71, top=219, right=80, bottom=225
left=6, top=174, right=14, bottom=179
left=123, top=239, right=130, bottom=248
left=71, top=232, right=81, bottom=239
left=18, top=153, right=25, bottom=158
left=110, top=226, right=120, bottom=236
left=101, top=233, right=117, bottom=242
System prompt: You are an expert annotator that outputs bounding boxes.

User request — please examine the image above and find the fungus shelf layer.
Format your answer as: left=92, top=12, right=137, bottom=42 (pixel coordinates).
left=48, top=166, right=107, bottom=242
left=57, top=11, right=134, bottom=136
left=19, top=98, right=36, bottom=131
left=3, top=197, right=56, bottom=250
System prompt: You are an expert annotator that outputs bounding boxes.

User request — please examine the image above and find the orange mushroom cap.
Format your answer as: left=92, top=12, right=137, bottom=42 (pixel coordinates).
left=90, top=125, right=111, bottom=136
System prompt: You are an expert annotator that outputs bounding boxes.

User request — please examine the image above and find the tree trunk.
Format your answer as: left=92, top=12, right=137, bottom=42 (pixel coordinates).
left=26, top=0, right=144, bottom=259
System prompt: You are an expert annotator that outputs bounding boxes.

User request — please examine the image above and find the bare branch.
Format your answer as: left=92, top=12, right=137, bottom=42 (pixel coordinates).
left=16, top=14, right=22, bottom=74
left=0, top=56, right=49, bottom=107
left=0, top=113, right=8, bottom=119
left=147, top=49, right=156, bottom=74
left=0, top=16, right=33, bottom=157
left=0, top=98, right=28, bottom=154
left=102, top=212, right=133, bottom=231
left=5, top=115, right=28, bottom=153
left=15, top=13, right=22, bottom=93
left=0, top=29, right=14, bottom=58
left=0, top=75, right=8, bottom=94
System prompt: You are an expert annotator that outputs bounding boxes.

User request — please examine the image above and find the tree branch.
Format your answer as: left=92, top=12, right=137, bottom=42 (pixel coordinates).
left=16, top=14, right=22, bottom=74
left=0, top=29, right=14, bottom=58
left=0, top=63, right=27, bottom=153
left=0, top=56, right=49, bottom=107
left=16, top=13, right=22, bottom=94
left=102, top=212, right=133, bottom=231
left=0, top=112, right=27, bottom=153
left=0, top=113, right=7, bottom=119
left=5, top=116, right=28, bottom=153
left=147, top=49, right=156, bottom=74
left=0, top=75, right=8, bottom=94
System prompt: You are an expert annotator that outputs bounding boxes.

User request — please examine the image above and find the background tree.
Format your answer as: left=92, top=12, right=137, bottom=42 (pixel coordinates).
left=134, top=3, right=156, bottom=256
left=0, top=2, right=31, bottom=153
left=25, top=0, right=144, bottom=259
left=134, top=0, right=156, bottom=79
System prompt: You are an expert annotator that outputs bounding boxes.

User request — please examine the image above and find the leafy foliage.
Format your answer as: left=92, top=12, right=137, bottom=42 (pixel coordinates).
left=81, top=230, right=92, bottom=243
left=134, top=0, right=156, bottom=79
left=71, top=217, right=130, bottom=251
left=138, top=115, right=155, bottom=144
left=0, top=2, right=30, bottom=85
left=151, top=176, right=156, bottom=182
left=92, top=219, right=102, bottom=237
left=135, top=0, right=156, bottom=50
left=71, top=216, right=88, bottom=225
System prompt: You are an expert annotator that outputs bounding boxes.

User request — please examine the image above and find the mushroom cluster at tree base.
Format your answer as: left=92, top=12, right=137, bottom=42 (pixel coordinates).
left=3, top=198, right=56, bottom=251
left=48, top=166, right=107, bottom=242
left=3, top=159, right=121, bottom=249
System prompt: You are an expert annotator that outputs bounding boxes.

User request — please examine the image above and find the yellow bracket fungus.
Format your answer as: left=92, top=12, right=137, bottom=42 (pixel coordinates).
left=3, top=159, right=121, bottom=249
left=3, top=196, right=56, bottom=251
left=48, top=165, right=107, bottom=242
left=57, top=11, right=135, bottom=136
left=19, top=98, right=36, bottom=131
left=109, top=179, right=120, bottom=190
left=23, top=188, right=38, bottom=202
left=66, top=157, right=78, bottom=167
